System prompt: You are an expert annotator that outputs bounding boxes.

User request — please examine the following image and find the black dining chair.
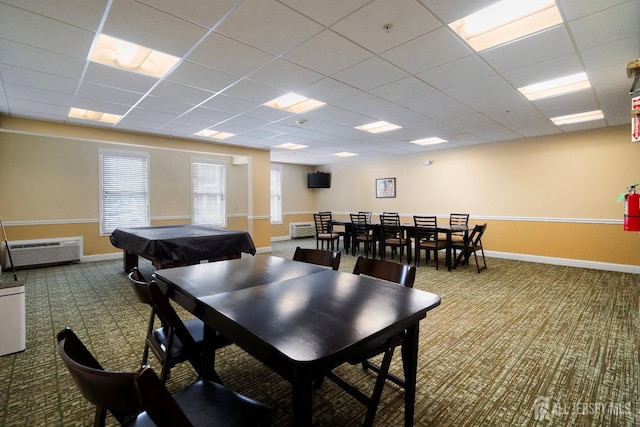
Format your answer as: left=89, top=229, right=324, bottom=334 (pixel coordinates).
left=452, top=223, right=488, bottom=272
left=413, top=215, right=445, bottom=269
left=56, top=327, right=272, bottom=427
left=323, top=256, right=416, bottom=427
left=379, top=213, right=407, bottom=262
left=314, top=212, right=341, bottom=251
left=292, top=246, right=341, bottom=270
left=350, top=213, right=377, bottom=258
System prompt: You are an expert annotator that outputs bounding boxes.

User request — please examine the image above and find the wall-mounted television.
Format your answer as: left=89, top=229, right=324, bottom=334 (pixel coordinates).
left=307, top=172, right=331, bottom=188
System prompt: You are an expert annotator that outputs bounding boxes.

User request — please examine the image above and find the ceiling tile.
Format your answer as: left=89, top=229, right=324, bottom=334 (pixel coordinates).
left=381, top=27, right=472, bottom=74
left=284, top=30, right=373, bottom=76
left=330, top=0, right=441, bottom=54
left=332, top=57, right=409, bottom=91
left=278, top=0, right=370, bottom=26
left=247, top=58, right=324, bottom=92
left=215, top=0, right=323, bottom=56
left=187, top=32, right=275, bottom=77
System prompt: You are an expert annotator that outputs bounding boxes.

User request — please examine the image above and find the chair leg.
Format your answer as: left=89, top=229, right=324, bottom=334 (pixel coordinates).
left=362, top=335, right=402, bottom=427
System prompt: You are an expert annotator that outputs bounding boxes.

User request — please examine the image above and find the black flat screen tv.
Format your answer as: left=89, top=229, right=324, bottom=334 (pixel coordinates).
left=307, top=172, right=331, bottom=188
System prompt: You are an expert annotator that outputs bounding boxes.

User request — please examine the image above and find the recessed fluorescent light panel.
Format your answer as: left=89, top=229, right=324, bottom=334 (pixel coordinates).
left=519, top=73, right=591, bottom=100
left=275, top=143, right=308, bottom=150
left=90, top=34, right=181, bottom=78
left=68, top=108, right=122, bottom=124
left=449, top=0, right=563, bottom=52
left=332, top=152, right=358, bottom=157
left=355, top=121, right=402, bottom=134
left=194, top=129, right=235, bottom=140
left=264, top=93, right=325, bottom=114
left=410, top=137, right=447, bottom=146
left=551, top=110, right=604, bottom=125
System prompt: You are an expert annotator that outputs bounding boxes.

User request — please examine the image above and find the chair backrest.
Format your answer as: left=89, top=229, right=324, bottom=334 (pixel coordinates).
left=380, top=213, right=400, bottom=226
left=469, top=223, right=487, bottom=247
left=57, top=327, right=145, bottom=425
left=350, top=213, right=370, bottom=236
left=293, top=246, right=341, bottom=270
left=380, top=214, right=403, bottom=240
left=414, top=215, right=438, bottom=241
left=128, top=267, right=153, bottom=306
left=314, top=212, right=333, bottom=234
left=352, top=256, right=416, bottom=288
left=450, top=213, right=469, bottom=227
left=358, top=211, right=372, bottom=221
left=57, top=328, right=192, bottom=427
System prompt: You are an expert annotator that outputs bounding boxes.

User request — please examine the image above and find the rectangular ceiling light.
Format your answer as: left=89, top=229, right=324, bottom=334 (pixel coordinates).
left=355, top=121, right=402, bottom=134
left=332, top=152, right=358, bottom=157
left=550, top=110, right=604, bottom=125
left=264, top=93, right=326, bottom=114
left=449, top=0, right=563, bottom=52
left=68, top=107, right=122, bottom=124
left=194, top=129, right=235, bottom=140
left=275, top=143, right=308, bottom=150
left=519, top=73, right=591, bottom=100
left=410, top=137, right=447, bottom=146
left=90, top=34, right=181, bottom=78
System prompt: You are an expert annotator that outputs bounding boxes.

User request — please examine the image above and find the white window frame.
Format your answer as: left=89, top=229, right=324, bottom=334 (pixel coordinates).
left=192, top=158, right=226, bottom=227
left=270, top=165, right=283, bottom=224
left=99, top=149, right=150, bottom=236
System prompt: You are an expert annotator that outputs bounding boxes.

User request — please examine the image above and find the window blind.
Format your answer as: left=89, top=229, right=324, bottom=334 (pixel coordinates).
left=100, top=149, right=149, bottom=235
left=270, top=166, right=282, bottom=224
left=192, top=159, right=226, bottom=226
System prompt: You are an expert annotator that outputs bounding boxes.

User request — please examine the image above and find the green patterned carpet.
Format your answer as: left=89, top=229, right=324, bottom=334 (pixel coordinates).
left=1, top=238, right=638, bottom=426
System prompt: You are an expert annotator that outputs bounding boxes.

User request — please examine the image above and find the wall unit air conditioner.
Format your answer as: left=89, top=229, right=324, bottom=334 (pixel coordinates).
left=2, top=237, right=82, bottom=269
left=289, top=222, right=315, bottom=239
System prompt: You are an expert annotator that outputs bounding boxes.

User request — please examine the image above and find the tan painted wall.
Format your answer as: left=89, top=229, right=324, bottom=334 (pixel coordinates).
left=270, top=163, right=318, bottom=238
left=0, top=116, right=271, bottom=253
left=312, top=126, right=640, bottom=266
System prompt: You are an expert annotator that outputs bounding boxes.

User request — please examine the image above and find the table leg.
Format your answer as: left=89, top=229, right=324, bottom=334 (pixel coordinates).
left=123, top=250, right=138, bottom=272
left=292, top=377, right=313, bottom=426
left=402, top=323, right=420, bottom=427
left=446, top=232, right=453, bottom=271
left=201, top=326, right=223, bottom=383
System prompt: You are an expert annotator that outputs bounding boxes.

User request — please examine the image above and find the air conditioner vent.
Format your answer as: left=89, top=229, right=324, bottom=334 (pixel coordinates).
left=2, top=237, right=82, bottom=269
left=289, top=222, right=315, bottom=239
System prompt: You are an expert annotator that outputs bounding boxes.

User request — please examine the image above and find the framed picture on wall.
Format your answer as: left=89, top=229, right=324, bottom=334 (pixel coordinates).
left=376, top=177, right=396, bottom=198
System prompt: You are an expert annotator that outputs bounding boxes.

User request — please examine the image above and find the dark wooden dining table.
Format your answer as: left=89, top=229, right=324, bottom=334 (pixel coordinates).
left=154, top=255, right=441, bottom=426
left=333, top=220, right=469, bottom=270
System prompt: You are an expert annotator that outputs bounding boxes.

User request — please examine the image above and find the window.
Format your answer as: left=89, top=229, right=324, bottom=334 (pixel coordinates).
left=100, top=149, right=149, bottom=235
left=192, top=158, right=226, bottom=226
left=270, top=166, right=282, bottom=224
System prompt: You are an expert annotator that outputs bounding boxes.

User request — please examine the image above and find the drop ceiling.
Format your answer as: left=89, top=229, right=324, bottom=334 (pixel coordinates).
left=0, top=0, right=638, bottom=165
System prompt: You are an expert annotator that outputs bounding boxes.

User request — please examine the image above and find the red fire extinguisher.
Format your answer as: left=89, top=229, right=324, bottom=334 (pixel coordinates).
left=624, top=184, right=640, bottom=232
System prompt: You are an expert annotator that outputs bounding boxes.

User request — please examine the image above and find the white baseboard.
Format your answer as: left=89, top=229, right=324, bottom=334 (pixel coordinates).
left=485, top=250, right=640, bottom=274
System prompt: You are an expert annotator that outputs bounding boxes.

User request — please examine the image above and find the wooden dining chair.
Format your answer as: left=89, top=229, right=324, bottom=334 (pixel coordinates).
left=379, top=213, right=407, bottom=262
left=146, top=281, right=231, bottom=383
left=324, top=256, right=416, bottom=426
left=449, top=213, right=469, bottom=242
left=292, top=246, right=341, bottom=270
left=350, top=213, right=376, bottom=258
left=413, top=215, right=445, bottom=269
left=56, top=327, right=272, bottom=427
left=313, top=212, right=340, bottom=250
left=452, top=223, right=488, bottom=273
left=129, top=268, right=230, bottom=382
